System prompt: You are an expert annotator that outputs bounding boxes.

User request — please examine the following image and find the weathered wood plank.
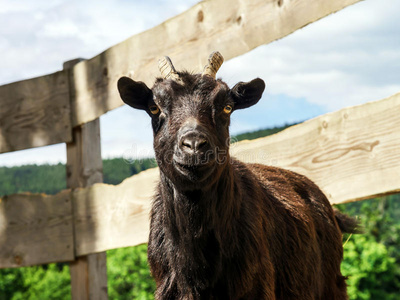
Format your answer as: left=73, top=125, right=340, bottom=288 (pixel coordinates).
left=0, top=190, right=74, bottom=268
left=72, top=167, right=158, bottom=255
left=232, top=92, right=400, bottom=204
left=66, top=102, right=107, bottom=300
left=0, top=71, right=72, bottom=153
left=66, top=120, right=103, bottom=188
left=68, top=252, right=108, bottom=299
left=67, top=120, right=108, bottom=300
left=70, top=0, right=362, bottom=126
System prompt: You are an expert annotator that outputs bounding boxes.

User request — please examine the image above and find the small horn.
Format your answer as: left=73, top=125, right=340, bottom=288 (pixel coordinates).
left=158, top=56, right=180, bottom=81
left=202, top=51, right=224, bottom=78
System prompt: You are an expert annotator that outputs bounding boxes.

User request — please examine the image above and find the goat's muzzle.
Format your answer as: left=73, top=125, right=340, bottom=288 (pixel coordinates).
left=173, top=118, right=216, bottom=182
left=180, top=132, right=209, bottom=155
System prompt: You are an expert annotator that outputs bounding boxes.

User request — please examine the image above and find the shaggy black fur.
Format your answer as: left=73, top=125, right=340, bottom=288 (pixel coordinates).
left=118, top=70, right=357, bottom=300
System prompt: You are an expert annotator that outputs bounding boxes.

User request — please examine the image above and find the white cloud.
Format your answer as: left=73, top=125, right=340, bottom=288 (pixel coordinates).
left=100, top=106, right=154, bottom=159
left=0, top=144, right=66, bottom=167
left=0, top=0, right=199, bottom=84
left=220, top=0, right=400, bottom=111
left=0, top=0, right=63, bottom=13
left=40, top=19, right=80, bottom=38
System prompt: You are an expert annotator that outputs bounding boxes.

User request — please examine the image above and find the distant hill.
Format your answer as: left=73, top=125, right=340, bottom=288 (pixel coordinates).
left=0, top=157, right=157, bottom=196
left=0, top=124, right=293, bottom=196
left=232, top=123, right=295, bottom=142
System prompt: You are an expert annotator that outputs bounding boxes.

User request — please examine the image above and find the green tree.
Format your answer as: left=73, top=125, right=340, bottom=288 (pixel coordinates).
left=108, top=245, right=155, bottom=300
left=339, top=195, right=400, bottom=300
left=0, top=264, right=71, bottom=300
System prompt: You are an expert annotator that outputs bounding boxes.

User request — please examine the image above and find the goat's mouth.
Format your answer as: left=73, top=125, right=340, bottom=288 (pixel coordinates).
left=173, top=159, right=216, bottom=182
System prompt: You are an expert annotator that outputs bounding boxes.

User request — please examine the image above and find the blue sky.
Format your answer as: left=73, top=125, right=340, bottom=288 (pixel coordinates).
left=1, top=0, right=400, bottom=166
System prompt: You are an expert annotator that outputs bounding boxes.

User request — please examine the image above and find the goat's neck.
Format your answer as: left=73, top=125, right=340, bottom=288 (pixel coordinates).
left=160, top=162, right=240, bottom=241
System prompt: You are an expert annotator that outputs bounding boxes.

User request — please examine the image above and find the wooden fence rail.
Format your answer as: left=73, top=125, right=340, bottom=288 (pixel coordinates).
left=1, top=91, right=400, bottom=269
left=0, top=71, right=72, bottom=153
left=0, top=191, right=74, bottom=268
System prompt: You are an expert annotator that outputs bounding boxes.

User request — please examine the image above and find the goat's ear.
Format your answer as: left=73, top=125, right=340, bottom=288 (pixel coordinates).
left=117, top=77, right=152, bottom=111
left=231, top=78, right=265, bottom=110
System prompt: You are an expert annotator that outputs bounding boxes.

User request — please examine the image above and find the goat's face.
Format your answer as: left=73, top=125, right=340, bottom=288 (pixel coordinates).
left=118, top=54, right=265, bottom=190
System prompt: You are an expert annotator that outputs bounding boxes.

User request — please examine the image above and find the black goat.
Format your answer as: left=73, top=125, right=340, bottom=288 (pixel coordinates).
left=118, top=52, right=357, bottom=300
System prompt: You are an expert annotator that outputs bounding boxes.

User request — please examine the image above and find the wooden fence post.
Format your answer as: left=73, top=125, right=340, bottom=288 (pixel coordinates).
left=64, top=59, right=108, bottom=300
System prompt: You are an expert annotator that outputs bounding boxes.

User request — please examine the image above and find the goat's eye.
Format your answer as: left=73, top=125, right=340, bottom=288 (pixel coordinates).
left=149, top=105, right=160, bottom=115
left=223, top=105, right=233, bottom=114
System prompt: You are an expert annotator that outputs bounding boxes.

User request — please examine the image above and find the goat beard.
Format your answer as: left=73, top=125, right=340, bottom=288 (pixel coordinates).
left=157, top=156, right=229, bottom=192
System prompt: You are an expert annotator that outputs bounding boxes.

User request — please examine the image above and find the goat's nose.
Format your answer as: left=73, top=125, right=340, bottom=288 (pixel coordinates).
left=180, top=133, right=209, bottom=153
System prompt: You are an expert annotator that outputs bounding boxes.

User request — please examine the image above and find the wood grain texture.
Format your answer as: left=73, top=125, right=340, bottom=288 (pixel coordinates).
left=231, top=92, right=400, bottom=204
left=67, top=119, right=107, bottom=300
left=87, top=252, right=108, bottom=299
left=69, top=0, right=362, bottom=126
left=68, top=252, right=108, bottom=300
left=66, top=120, right=103, bottom=188
left=0, top=191, right=74, bottom=268
left=72, top=167, right=158, bottom=255
left=0, top=71, right=71, bottom=153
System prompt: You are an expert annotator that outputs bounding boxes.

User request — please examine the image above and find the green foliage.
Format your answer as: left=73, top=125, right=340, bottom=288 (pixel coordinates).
left=342, top=236, right=398, bottom=300
left=232, top=123, right=295, bottom=142
left=103, top=158, right=133, bottom=185
left=0, top=163, right=66, bottom=196
left=0, top=264, right=71, bottom=300
left=0, top=248, right=157, bottom=300
left=108, top=245, right=155, bottom=300
left=103, top=158, right=157, bottom=185
left=339, top=195, right=400, bottom=300
left=0, top=158, right=157, bottom=196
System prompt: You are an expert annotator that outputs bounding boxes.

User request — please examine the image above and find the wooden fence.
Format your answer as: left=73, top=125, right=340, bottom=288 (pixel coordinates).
left=1, top=0, right=399, bottom=299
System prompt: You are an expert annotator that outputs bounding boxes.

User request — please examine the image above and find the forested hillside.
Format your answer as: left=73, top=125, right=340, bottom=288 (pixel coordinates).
left=1, top=124, right=399, bottom=300
left=0, top=158, right=157, bottom=196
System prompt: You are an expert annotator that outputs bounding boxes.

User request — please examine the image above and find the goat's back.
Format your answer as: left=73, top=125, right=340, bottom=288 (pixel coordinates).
left=237, top=161, right=348, bottom=300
